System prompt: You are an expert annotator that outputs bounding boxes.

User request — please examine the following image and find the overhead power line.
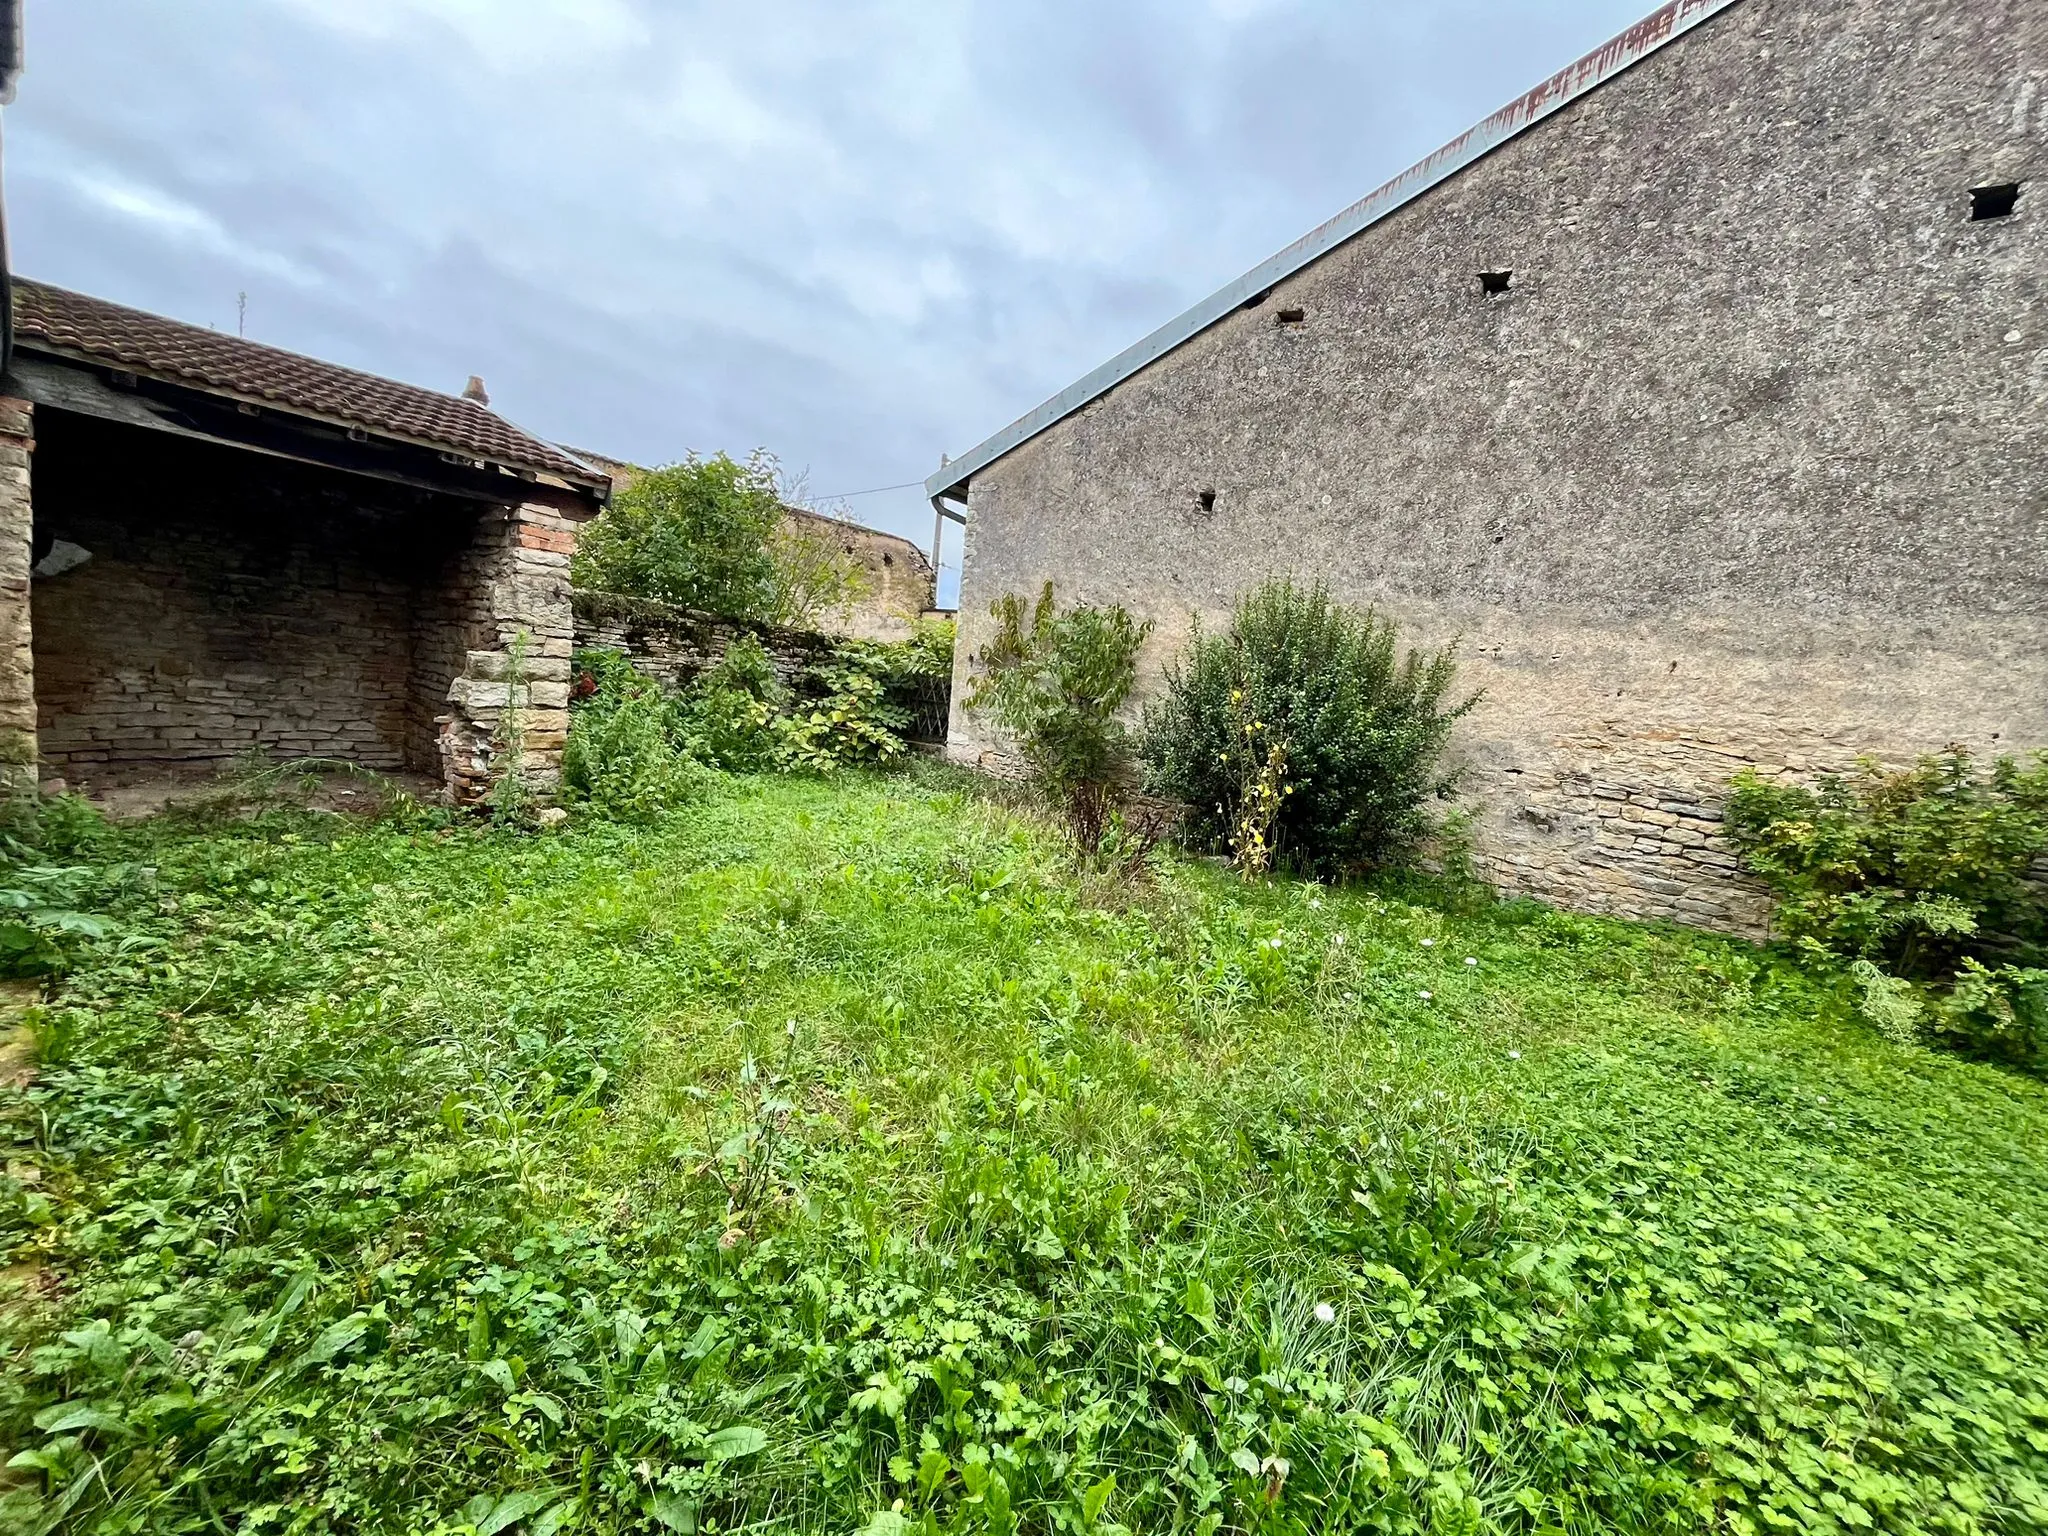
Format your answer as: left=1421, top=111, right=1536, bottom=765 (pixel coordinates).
left=812, top=478, right=924, bottom=501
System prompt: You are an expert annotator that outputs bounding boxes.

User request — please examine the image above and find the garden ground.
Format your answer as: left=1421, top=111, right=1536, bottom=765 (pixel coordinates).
left=2, top=768, right=2045, bottom=1535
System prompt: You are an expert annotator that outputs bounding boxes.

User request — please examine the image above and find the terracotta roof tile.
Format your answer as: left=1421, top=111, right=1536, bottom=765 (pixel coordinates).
left=12, top=277, right=603, bottom=487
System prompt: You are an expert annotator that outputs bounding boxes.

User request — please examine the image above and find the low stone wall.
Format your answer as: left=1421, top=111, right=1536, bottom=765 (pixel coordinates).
left=572, top=591, right=836, bottom=691
left=572, top=590, right=950, bottom=743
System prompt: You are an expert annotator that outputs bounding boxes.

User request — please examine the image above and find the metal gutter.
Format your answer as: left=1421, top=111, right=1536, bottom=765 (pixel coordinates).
left=925, top=0, right=1745, bottom=505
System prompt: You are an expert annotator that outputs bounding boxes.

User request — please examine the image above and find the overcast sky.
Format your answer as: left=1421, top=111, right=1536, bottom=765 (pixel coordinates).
left=11, top=0, right=1650, bottom=599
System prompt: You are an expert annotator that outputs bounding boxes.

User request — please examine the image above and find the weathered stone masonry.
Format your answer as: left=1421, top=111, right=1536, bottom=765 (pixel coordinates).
left=944, top=0, right=2047, bottom=935
left=433, top=502, right=581, bottom=802
left=3, top=276, right=610, bottom=807
left=0, top=398, right=34, bottom=796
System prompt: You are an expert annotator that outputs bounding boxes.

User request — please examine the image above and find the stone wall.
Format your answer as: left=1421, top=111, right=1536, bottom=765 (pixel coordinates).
left=572, top=591, right=835, bottom=692
left=780, top=507, right=936, bottom=642
left=949, top=0, right=2047, bottom=934
left=31, top=414, right=469, bottom=777
left=434, top=500, right=582, bottom=803
left=0, top=398, right=33, bottom=795
left=572, top=591, right=951, bottom=743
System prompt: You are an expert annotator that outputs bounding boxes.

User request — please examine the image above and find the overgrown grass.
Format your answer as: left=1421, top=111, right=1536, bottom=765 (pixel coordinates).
left=3, top=770, right=2046, bottom=1535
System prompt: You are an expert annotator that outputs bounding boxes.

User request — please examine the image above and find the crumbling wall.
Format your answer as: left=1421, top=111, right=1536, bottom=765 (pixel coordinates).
left=949, top=0, right=2048, bottom=934
left=780, top=508, right=936, bottom=642
left=0, top=398, right=34, bottom=795
left=572, top=591, right=835, bottom=692
left=434, top=502, right=582, bottom=803
left=25, top=410, right=588, bottom=806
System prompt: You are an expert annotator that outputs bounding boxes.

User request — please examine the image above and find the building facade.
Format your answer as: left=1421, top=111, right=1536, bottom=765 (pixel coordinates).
left=932, top=0, right=2046, bottom=933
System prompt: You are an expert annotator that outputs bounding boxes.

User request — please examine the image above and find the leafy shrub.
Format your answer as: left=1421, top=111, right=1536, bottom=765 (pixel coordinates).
left=562, top=651, right=704, bottom=820
left=966, top=584, right=1151, bottom=856
left=775, top=653, right=911, bottom=772
left=1725, top=748, right=2048, bottom=1063
left=572, top=451, right=867, bottom=628
left=1142, top=578, right=1477, bottom=878
left=0, top=795, right=116, bottom=975
left=573, top=633, right=929, bottom=786
left=674, top=637, right=788, bottom=774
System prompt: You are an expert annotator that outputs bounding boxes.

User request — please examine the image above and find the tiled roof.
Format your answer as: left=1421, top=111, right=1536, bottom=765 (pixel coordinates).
left=12, top=277, right=603, bottom=487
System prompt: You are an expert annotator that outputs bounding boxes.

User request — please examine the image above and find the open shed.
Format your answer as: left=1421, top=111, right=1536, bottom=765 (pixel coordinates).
left=0, top=279, right=611, bottom=803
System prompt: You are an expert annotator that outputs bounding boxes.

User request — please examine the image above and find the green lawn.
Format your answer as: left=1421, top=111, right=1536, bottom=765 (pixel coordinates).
left=3, top=770, right=2045, bottom=1536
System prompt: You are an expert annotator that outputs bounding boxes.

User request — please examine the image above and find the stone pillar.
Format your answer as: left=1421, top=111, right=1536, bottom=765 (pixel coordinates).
left=437, top=500, right=578, bottom=806
left=0, top=398, right=34, bottom=797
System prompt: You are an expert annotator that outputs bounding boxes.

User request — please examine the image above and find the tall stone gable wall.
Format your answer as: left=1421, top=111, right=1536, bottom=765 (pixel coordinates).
left=949, top=0, right=2048, bottom=934
left=780, top=506, right=937, bottom=642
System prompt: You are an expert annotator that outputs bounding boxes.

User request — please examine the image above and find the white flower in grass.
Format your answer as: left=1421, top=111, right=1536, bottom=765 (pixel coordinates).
left=1508, top=1050, right=1522, bottom=1061
left=1420, top=937, right=1435, bottom=948
left=1464, top=957, right=1478, bottom=967
left=1313, top=1302, right=1336, bottom=1324
left=1419, top=990, right=1433, bottom=1000
left=1309, top=897, right=1323, bottom=910
left=1331, top=932, right=1346, bottom=947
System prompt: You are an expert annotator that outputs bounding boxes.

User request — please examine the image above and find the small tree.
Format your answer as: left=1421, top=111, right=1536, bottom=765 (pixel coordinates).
left=573, top=451, right=784, bottom=618
left=1141, top=578, right=1476, bottom=878
left=967, top=583, right=1151, bottom=856
left=767, top=516, right=873, bottom=630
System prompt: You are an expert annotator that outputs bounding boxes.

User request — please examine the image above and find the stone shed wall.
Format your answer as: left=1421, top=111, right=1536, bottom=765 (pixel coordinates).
left=26, top=410, right=586, bottom=804
left=950, top=0, right=2047, bottom=934
left=31, top=414, right=474, bottom=776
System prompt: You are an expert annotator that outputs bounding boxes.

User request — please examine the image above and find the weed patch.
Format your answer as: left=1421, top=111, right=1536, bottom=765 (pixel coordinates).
left=1, top=772, right=2045, bottom=1533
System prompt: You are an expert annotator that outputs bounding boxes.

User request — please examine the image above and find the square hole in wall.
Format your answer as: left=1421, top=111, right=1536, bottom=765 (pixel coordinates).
left=1275, top=307, right=1305, bottom=325
left=1970, top=182, right=2021, bottom=220
left=1194, top=488, right=1217, bottom=515
left=1479, top=270, right=1513, bottom=296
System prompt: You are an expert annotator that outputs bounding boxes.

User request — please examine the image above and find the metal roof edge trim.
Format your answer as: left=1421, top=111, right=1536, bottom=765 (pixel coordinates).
left=926, top=0, right=1744, bottom=502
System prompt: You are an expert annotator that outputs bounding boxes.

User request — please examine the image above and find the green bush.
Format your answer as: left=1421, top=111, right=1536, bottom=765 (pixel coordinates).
left=562, top=651, right=704, bottom=821
left=1142, top=578, right=1477, bottom=878
left=572, top=452, right=868, bottom=628
left=1725, top=748, right=2048, bottom=1064
left=775, top=653, right=911, bottom=773
left=572, top=452, right=784, bottom=620
left=966, top=584, right=1151, bottom=856
left=0, top=794, right=118, bottom=975
left=674, top=637, right=788, bottom=774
